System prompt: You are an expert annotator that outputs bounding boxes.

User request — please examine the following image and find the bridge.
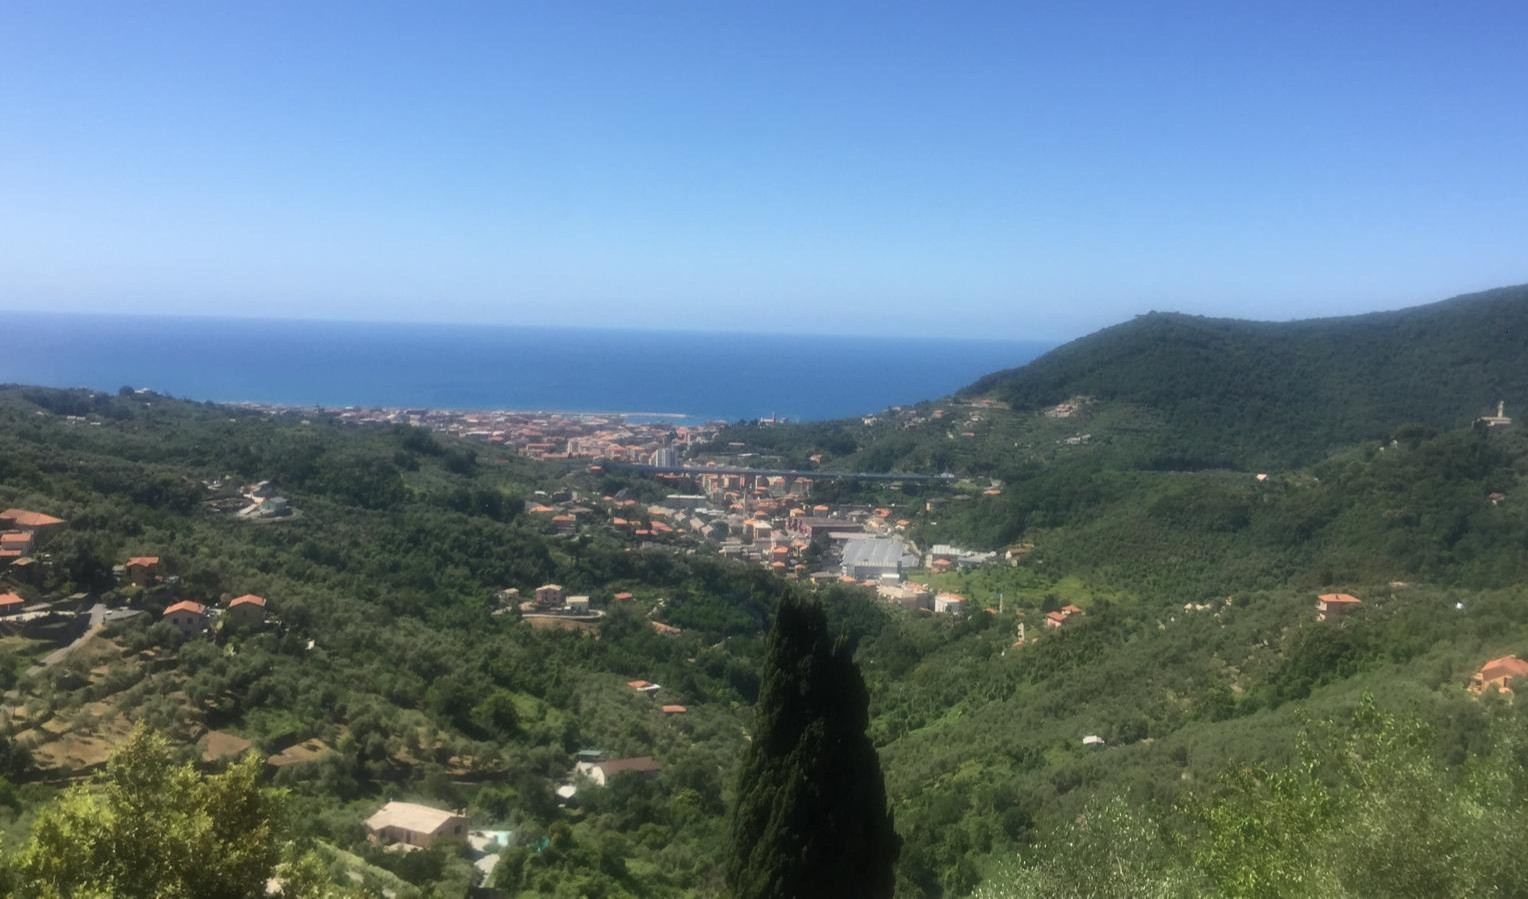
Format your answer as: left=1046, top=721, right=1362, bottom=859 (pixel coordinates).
left=605, top=462, right=956, bottom=483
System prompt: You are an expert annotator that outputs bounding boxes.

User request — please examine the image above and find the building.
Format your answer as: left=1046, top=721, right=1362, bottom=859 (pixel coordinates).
left=565, top=595, right=590, bottom=612
left=124, top=556, right=162, bottom=586
left=1044, top=604, right=1083, bottom=629
left=365, top=801, right=469, bottom=848
left=0, top=508, right=67, bottom=532
left=877, top=582, right=933, bottom=611
left=162, top=600, right=209, bottom=636
left=535, top=584, right=565, bottom=609
left=1479, top=400, right=1513, bottom=428
left=586, top=756, right=661, bottom=787
left=1315, top=593, right=1362, bottom=622
left=661, top=704, right=687, bottom=715
left=934, top=593, right=967, bottom=615
left=0, top=592, right=25, bottom=616
left=1470, top=655, right=1528, bottom=696
left=226, top=594, right=268, bottom=627
left=2, top=531, right=35, bottom=556
left=786, top=516, right=859, bottom=541
left=650, top=446, right=680, bottom=467
left=840, top=537, right=918, bottom=581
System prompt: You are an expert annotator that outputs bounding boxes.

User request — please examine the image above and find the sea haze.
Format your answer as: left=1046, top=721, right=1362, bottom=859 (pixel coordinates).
left=0, top=313, right=1051, bottom=421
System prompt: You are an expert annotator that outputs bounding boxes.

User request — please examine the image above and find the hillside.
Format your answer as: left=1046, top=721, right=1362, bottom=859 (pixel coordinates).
left=5, top=378, right=1528, bottom=896
left=964, top=284, right=1528, bottom=468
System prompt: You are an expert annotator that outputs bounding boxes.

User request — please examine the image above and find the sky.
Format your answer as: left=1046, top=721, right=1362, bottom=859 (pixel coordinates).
left=1, top=1, right=1525, bottom=341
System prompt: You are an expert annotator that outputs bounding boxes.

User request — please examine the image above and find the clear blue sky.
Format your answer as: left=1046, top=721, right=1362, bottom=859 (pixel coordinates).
left=2, top=1, right=1525, bottom=340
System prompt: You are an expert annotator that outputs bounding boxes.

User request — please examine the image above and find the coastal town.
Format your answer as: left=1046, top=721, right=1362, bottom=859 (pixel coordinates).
left=2, top=389, right=1524, bottom=895
left=235, top=402, right=726, bottom=465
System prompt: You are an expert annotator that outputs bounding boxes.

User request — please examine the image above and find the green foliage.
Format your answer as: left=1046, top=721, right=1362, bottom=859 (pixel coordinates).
left=728, top=595, right=899, bottom=899
left=975, top=698, right=1528, bottom=899
left=966, top=284, right=1528, bottom=468
left=6, top=727, right=284, bottom=897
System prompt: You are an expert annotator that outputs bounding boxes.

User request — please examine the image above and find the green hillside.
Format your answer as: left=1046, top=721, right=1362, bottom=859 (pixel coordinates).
left=6, top=327, right=1528, bottom=897
left=964, top=284, right=1528, bottom=467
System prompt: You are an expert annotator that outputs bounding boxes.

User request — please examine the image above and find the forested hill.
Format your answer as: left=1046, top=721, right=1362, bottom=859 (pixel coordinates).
left=964, top=284, right=1528, bottom=467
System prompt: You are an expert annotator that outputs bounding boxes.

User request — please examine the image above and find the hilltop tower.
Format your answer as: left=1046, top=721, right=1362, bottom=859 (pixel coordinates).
left=1480, top=401, right=1513, bottom=428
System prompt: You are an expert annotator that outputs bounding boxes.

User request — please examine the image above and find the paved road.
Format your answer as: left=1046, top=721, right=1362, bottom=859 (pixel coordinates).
left=31, top=603, right=108, bottom=672
left=609, top=462, right=956, bottom=482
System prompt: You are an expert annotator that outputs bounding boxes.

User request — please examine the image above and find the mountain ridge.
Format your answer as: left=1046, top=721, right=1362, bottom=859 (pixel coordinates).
left=962, top=283, right=1528, bottom=467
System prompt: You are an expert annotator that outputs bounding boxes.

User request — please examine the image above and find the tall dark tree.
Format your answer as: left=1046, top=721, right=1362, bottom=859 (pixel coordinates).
left=728, top=594, right=899, bottom=898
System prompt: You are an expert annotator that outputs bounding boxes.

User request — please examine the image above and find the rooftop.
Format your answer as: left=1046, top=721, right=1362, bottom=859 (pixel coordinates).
left=0, top=508, right=66, bottom=528
left=365, top=801, right=462, bottom=836
left=842, top=537, right=916, bottom=570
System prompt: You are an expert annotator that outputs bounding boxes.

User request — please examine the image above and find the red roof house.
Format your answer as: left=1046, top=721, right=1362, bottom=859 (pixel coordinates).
left=0, top=509, right=66, bottom=530
left=1316, top=593, right=1362, bottom=622
left=1471, top=655, right=1528, bottom=696
left=163, top=600, right=208, bottom=636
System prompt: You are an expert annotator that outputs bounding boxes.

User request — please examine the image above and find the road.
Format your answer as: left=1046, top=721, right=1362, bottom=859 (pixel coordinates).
left=608, top=462, right=956, bottom=482
left=31, top=603, right=108, bottom=673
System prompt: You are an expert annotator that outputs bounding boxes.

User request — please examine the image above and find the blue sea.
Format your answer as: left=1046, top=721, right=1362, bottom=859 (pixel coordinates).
left=0, top=313, right=1049, bottom=422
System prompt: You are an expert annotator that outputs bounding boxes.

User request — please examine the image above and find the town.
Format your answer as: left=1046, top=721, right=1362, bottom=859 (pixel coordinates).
left=234, top=402, right=726, bottom=465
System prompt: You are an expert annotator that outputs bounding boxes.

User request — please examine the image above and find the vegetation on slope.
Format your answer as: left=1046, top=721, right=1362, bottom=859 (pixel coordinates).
left=964, top=284, right=1528, bottom=468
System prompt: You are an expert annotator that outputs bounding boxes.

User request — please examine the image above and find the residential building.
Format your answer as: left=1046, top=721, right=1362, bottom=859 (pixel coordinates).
left=934, top=593, right=967, bottom=614
left=586, top=756, right=661, bottom=787
left=365, top=801, right=469, bottom=849
left=226, top=594, right=268, bottom=627
left=1315, top=593, right=1362, bottom=622
left=1470, top=655, right=1528, bottom=696
left=0, top=592, right=25, bottom=616
left=163, top=600, right=209, bottom=636
left=2, top=531, right=35, bottom=556
left=535, top=584, right=565, bottom=609
left=124, top=555, right=162, bottom=586
left=0, top=509, right=67, bottom=531
left=878, top=582, right=933, bottom=611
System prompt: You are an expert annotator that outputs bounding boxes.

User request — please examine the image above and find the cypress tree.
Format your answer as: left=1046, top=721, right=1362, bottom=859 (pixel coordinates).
left=728, top=594, right=900, bottom=898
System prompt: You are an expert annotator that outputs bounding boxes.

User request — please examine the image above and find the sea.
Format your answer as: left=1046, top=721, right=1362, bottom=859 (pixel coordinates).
left=0, top=312, right=1050, bottom=422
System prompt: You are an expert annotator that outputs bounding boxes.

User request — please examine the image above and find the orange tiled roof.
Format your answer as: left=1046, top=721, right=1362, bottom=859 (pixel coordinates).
left=163, top=600, right=207, bottom=617
left=125, top=556, right=161, bottom=567
left=1319, top=593, right=1362, bottom=605
left=0, top=592, right=24, bottom=607
left=229, top=594, right=267, bottom=608
left=0, top=509, right=65, bottom=528
left=1478, top=655, right=1528, bottom=683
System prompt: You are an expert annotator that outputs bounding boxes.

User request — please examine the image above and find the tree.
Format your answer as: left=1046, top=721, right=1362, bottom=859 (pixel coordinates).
left=9, top=726, right=284, bottom=898
left=727, top=594, right=899, bottom=898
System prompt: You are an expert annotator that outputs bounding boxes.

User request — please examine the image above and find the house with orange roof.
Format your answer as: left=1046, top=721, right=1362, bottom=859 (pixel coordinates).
left=226, top=594, right=268, bottom=627
left=163, top=600, right=209, bottom=636
left=661, top=704, right=687, bottom=715
left=124, top=555, right=162, bottom=586
left=0, top=592, right=26, bottom=616
left=1470, top=655, right=1528, bottom=696
left=1045, top=604, right=1084, bottom=629
left=1316, top=593, right=1362, bottom=622
left=2, top=531, right=35, bottom=555
left=0, top=509, right=66, bottom=531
